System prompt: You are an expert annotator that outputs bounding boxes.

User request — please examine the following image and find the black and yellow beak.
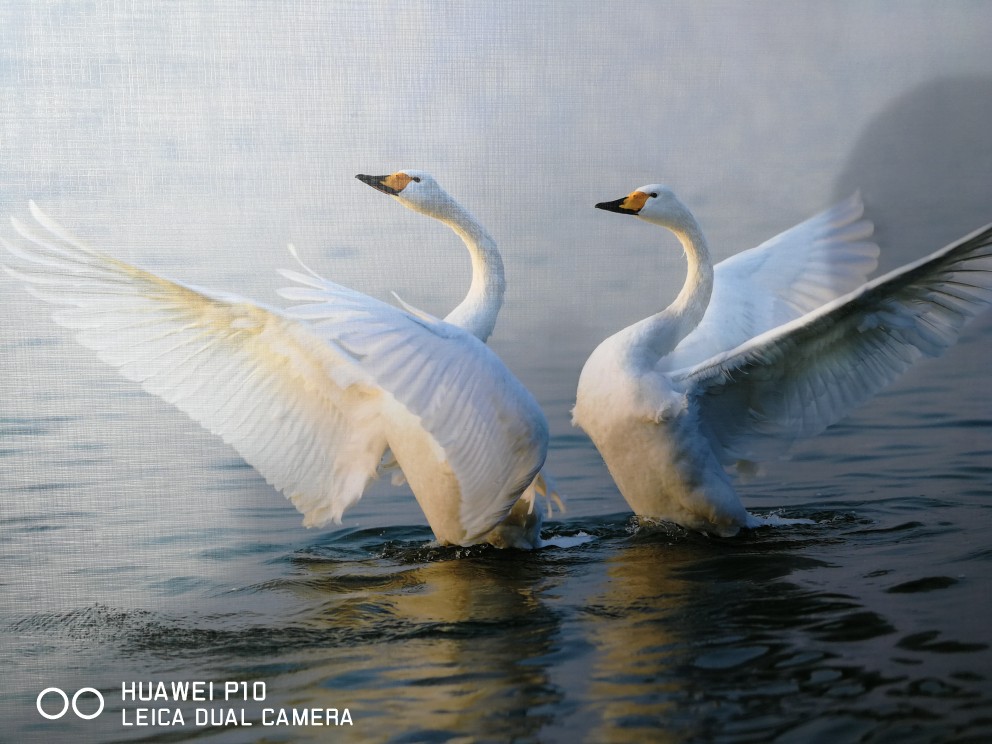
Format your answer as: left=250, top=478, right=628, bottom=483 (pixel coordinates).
left=595, top=190, right=650, bottom=215
left=356, top=172, right=415, bottom=195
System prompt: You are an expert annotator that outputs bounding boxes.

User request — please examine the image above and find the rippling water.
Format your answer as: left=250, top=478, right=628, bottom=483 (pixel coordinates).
left=2, top=311, right=991, bottom=742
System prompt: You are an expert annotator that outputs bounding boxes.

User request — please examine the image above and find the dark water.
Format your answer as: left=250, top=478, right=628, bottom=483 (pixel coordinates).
left=1, top=310, right=991, bottom=743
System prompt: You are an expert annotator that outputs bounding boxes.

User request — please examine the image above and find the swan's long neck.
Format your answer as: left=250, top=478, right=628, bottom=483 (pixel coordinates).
left=437, top=202, right=505, bottom=342
left=627, top=212, right=713, bottom=366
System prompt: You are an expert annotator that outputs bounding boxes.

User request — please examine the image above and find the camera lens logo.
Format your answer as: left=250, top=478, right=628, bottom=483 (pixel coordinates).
left=36, top=687, right=105, bottom=720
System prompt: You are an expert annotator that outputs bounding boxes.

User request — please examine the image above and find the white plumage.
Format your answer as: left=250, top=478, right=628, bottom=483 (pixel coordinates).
left=3, top=200, right=549, bottom=547
left=574, top=185, right=992, bottom=536
left=356, top=170, right=562, bottom=547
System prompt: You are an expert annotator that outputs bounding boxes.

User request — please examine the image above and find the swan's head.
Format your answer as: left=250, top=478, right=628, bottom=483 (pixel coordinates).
left=595, top=184, right=693, bottom=229
left=356, top=170, right=456, bottom=219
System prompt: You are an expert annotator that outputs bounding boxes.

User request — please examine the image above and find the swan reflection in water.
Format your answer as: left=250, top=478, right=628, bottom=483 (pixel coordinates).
left=244, top=538, right=563, bottom=741
left=573, top=518, right=992, bottom=742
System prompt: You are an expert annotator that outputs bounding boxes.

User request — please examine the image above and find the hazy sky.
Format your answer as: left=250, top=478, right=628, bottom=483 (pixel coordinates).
left=2, top=0, right=990, bottom=336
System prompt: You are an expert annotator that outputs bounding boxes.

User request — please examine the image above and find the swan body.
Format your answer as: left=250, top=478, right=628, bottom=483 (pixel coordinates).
left=574, top=185, right=992, bottom=536
left=3, top=201, right=549, bottom=547
left=356, top=170, right=560, bottom=548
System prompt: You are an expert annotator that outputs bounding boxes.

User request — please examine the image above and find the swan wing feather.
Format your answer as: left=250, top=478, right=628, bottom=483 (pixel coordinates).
left=2, top=203, right=392, bottom=527
left=278, top=272, right=549, bottom=539
left=662, top=193, right=879, bottom=371
left=679, top=223, right=992, bottom=465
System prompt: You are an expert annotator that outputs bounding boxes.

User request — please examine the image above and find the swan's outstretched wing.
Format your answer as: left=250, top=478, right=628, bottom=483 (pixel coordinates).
left=679, top=223, right=992, bottom=467
left=662, top=193, right=879, bottom=371
left=278, top=271, right=548, bottom=539
left=3, top=203, right=547, bottom=537
left=2, top=206, right=383, bottom=527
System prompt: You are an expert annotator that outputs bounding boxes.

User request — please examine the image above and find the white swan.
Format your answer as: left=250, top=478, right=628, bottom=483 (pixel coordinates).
left=573, top=184, right=992, bottom=536
left=2, top=201, right=549, bottom=547
left=355, top=170, right=562, bottom=548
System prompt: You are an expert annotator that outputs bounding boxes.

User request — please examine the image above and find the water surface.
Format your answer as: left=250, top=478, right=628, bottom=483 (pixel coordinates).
left=2, top=310, right=991, bottom=742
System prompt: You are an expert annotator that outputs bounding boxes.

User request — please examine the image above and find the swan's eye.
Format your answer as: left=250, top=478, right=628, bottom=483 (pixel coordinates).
left=412, top=176, right=421, bottom=183
left=649, top=192, right=658, bottom=198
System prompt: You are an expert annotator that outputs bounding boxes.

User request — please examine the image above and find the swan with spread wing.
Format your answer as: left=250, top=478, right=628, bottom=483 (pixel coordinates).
left=356, top=170, right=562, bottom=547
left=2, top=199, right=549, bottom=548
left=574, top=184, right=992, bottom=535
